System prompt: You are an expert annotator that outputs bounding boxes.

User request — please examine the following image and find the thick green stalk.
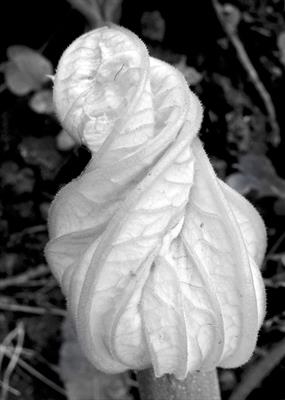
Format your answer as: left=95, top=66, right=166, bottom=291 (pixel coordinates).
left=136, top=368, right=221, bottom=400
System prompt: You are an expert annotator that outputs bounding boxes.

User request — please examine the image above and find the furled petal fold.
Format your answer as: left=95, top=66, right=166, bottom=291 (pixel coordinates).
left=46, top=26, right=266, bottom=379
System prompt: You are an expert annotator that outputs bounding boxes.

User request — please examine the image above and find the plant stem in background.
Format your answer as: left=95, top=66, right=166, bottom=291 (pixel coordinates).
left=212, top=0, right=280, bottom=146
left=136, top=368, right=221, bottom=400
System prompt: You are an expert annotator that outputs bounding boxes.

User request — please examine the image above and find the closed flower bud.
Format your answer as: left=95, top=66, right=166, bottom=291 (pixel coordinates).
left=46, top=26, right=266, bottom=379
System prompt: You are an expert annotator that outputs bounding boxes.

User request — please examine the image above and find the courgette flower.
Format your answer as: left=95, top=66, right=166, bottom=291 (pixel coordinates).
left=46, top=26, right=266, bottom=379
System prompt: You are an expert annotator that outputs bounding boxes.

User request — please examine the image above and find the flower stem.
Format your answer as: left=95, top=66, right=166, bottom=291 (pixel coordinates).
left=136, top=368, right=221, bottom=400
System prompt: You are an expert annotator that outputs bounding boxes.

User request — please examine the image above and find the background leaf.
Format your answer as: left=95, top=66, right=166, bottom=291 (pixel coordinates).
left=4, top=45, right=53, bottom=95
left=227, top=154, right=285, bottom=198
left=29, top=89, right=54, bottom=114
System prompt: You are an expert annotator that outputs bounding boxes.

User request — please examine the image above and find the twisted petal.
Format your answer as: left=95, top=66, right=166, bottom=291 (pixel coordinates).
left=46, top=26, right=266, bottom=379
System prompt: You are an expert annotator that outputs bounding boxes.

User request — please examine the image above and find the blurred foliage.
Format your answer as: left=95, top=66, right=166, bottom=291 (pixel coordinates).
left=1, top=46, right=53, bottom=96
